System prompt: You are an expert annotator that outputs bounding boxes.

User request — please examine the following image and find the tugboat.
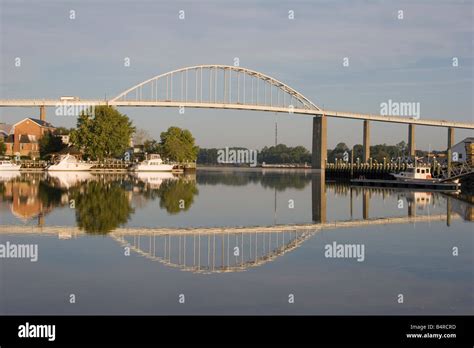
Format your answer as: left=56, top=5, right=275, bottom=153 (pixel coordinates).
left=391, top=164, right=435, bottom=181
left=391, top=164, right=459, bottom=185
left=351, top=162, right=461, bottom=191
left=130, top=154, right=174, bottom=172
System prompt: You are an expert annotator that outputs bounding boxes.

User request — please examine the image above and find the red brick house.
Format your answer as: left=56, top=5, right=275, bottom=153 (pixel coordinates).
left=5, top=118, right=55, bottom=158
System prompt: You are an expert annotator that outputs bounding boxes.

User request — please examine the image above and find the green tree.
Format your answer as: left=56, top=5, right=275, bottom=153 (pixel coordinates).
left=70, top=106, right=135, bottom=160
left=197, top=148, right=219, bottom=164
left=258, top=144, right=311, bottom=164
left=143, top=139, right=160, bottom=154
left=39, top=131, right=66, bottom=158
left=159, top=127, right=198, bottom=163
left=0, top=138, right=6, bottom=156
left=53, top=127, right=73, bottom=135
left=327, top=142, right=349, bottom=162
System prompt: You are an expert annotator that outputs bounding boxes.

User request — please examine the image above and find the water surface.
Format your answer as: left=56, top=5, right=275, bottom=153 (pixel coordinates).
left=0, top=170, right=472, bottom=314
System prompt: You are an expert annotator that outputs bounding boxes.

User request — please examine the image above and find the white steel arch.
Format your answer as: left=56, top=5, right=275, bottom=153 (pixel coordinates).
left=111, top=64, right=321, bottom=111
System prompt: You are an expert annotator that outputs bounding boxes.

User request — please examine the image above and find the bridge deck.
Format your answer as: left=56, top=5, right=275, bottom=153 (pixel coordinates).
left=0, top=99, right=473, bottom=129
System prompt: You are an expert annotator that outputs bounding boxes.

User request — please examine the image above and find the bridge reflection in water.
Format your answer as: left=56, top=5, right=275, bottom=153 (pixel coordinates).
left=112, top=229, right=313, bottom=274
left=0, top=171, right=471, bottom=274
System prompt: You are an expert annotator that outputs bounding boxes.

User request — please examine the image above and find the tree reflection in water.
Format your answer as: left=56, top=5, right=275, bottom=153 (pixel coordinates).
left=156, top=178, right=199, bottom=214
left=72, top=181, right=134, bottom=234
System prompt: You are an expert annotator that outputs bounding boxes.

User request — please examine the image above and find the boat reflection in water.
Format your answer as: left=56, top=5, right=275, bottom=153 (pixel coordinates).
left=132, top=172, right=178, bottom=189
left=47, top=171, right=94, bottom=189
left=0, top=170, right=21, bottom=182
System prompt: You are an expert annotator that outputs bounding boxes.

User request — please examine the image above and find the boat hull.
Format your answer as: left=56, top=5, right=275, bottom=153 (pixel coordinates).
left=47, top=164, right=95, bottom=171
left=351, top=178, right=460, bottom=191
left=131, top=164, right=174, bottom=172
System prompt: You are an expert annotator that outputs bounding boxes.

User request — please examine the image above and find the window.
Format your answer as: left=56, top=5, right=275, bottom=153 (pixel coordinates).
left=421, top=169, right=425, bottom=174
left=416, top=169, right=420, bottom=173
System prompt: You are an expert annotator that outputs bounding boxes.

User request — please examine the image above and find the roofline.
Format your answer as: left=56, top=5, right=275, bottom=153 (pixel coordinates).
left=11, top=117, right=55, bottom=129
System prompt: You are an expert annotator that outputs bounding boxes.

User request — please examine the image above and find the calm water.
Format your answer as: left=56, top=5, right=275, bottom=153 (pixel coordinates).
left=0, top=169, right=472, bottom=315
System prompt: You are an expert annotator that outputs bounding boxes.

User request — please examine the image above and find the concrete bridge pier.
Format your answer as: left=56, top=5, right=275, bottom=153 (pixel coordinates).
left=408, top=124, right=415, bottom=158
left=363, top=120, right=370, bottom=162
left=311, top=116, right=327, bottom=170
left=447, top=127, right=455, bottom=149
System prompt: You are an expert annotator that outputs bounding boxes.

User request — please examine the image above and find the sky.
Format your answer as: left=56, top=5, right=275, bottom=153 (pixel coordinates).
left=0, top=0, right=473, bottom=151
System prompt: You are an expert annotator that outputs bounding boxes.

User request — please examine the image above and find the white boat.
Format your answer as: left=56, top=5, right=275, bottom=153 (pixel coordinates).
left=391, top=165, right=435, bottom=181
left=0, top=160, right=21, bottom=171
left=130, top=154, right=174, bottom=172
left=391, top=164, right=459, bottom=184
left=47, top=154, right=94, bottom=171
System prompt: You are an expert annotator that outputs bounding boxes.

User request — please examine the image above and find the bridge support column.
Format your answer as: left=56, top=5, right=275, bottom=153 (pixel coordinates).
left=408, top=124, right=415, bottom=159
left=447, top=127, right=455, bottom=150
left=40, top=105, right=46, bottom=121
left=312, top=116, right=327, bottom=170
left=363, top=120, right=370, bottom=163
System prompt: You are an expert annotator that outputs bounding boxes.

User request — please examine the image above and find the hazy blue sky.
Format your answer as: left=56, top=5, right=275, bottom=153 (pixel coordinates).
left=1, top=0, right=472, bottom=150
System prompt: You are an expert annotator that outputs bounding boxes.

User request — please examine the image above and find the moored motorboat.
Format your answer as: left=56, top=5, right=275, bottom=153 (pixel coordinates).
left=130, top=154, right=174, bottom=172
left=0, top=159, right=21, bottom=171
left=351, top=164, right=461, bottom=191
left=47, top=154, right=94, bottom=171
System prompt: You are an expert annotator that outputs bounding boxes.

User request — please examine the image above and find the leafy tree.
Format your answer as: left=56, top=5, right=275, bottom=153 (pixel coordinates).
left=143, top=139, right=160, bottom=154
left=53, top=127, right=73, bottom=135
left=197, top=148, right=219, bottom=164
left=133, top=129, right=152, bottom=146
left=159, top=127, right=198, bottom=162
left=70, top=106, right=135, bottom=160
left=0, top=138, right=6, bottom=156
left=258, top=144, right=311, bottom=164
left=39, top=131, right=66, bottom=158
left=327, top=142, right=350, bottom=162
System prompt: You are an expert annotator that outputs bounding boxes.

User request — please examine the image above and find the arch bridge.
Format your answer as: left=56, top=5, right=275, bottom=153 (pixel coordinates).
left=1, top=64, right=473, bottom=169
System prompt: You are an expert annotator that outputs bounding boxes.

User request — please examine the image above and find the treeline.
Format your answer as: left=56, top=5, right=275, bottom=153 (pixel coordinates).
left=328, top=141, right=428, bottom=162
left=197, top=144, right=311, bottom=165
left=199, top=141, right=430, bottom=165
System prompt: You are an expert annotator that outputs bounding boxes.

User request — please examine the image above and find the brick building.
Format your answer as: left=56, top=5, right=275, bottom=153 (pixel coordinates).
left=5, top=118, right=55, bottom=158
